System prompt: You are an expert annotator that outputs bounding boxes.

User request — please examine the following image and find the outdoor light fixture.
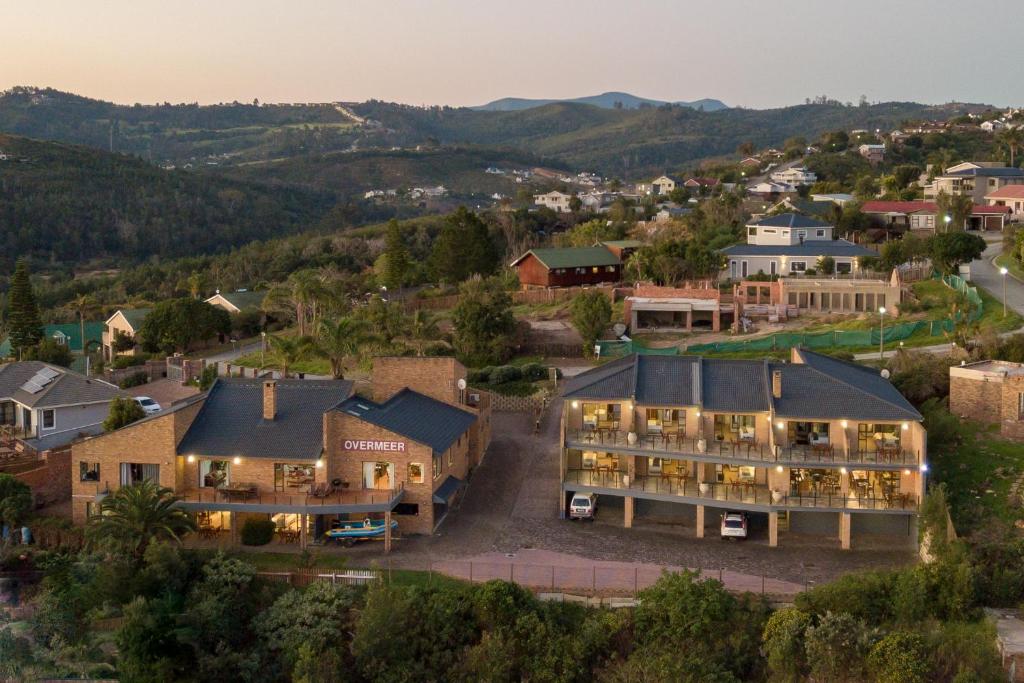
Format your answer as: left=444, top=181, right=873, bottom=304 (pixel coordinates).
left=904, top=469, right=912, bottom=476
left=775, top=465, right=784, bottom=473
left=920, top=463, right=929, bottom=473
left=901, top=422, right=909, bottom=430
left=1001, top=267, right=1009, bottom=276
left=840, top=420, right=848, bottom=429
left=315, top=459, right=324, bottom=469
left=186, top=455, right=195, bottom=463
left=840, top=467, right=848, bottom=475
left=571, top=400, right=579, bottom=409
left=233, top=456, right=242, bottom=465
left=776, top=421, right=785, bottom=429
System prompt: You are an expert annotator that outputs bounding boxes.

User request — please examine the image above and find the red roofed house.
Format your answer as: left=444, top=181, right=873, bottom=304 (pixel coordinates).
left=684, top=177, right=721, bottom=192
left=860, top=200, right=1009, bottom=233
left=986, top=185, right=1024, bottom=222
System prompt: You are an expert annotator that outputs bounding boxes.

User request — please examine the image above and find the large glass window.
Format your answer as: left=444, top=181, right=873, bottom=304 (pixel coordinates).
left=582, top=403, right=622, bottom=428
left=120, top=463, right=159, bottom=487
left=408, top=463, right=424, bottom=484
left=787, top=422, right=830, bottom=446
left=79, top=462, right=100, bottom=482
left=714, top=415, right=756, bottom=442
left=200, top=460, right=230, bottom=488
left=363, top=461, right=396, bottom=490
left=274, top=464, right=314, bottom=491
left=858, top=424, right=899, bottom=453
left=646, top=409, right=683, bottom=433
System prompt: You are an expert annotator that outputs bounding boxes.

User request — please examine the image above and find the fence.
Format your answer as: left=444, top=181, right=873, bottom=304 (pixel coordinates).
left=408, top=285, right=622, bottom=312
left=599, top=273, right=983, bottom=357
left=489, top=393, right=549, bottom=413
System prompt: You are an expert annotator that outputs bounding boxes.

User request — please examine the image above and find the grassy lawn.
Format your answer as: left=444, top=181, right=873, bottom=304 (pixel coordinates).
left=995, top=252, right=1024, bottom=282
left=232, top=350, right=332, bottom=376
left=930, top=421, right=1024, bottom=531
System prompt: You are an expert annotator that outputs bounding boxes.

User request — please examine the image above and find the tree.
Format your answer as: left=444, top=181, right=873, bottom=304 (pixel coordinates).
left=451, top=276, right=516, bottom=366
left=736, top=141, right=755, bottom=156
left=429, top=207, right=499, bottom=283
left=935, top=190, right=974, bottom=232
left=112, top=330, right=137, bottom=353
left=103, top=396, right=146, bottom=432
left=70, top=293, right=98, bottom=356
left=762, top=607, right=811, bottom=683
left=87, top=479, right=195, bottom=563
left=556, top=219, right=625, bottom=247
left=929, top=232, right=987, bottom=274
left=381, top=219, right=411, bottom=291
left=25, top=338, right=74, bottom=368
left=867, top=631, right=930, bottom=683
left=313, top=317, right=376, bottom=379
left=265, top=269, right=331, bottom=337
left=139, top=298, right=231, bottom=354
left=406, top=309, right=441, bottom=356
left=568, top=195, right=583, bottom=213
left=998, top=127, right=1024, bottom=167
left=7, top=258, right=43, bottom=357
left=265, top=334, right=314, bottom=378
left=570, top=290, right=612, bottom=354
left=804, top=612, right=876, bottom=683
left=0, top=473, right=32, bottom=530
left=817, top=255, right=836, bottom=275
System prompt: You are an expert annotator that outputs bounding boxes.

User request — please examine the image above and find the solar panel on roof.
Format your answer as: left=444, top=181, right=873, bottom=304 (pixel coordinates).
left=20, top=380, right=44, bottom=394
left=37, top=367, right=60, bottom=380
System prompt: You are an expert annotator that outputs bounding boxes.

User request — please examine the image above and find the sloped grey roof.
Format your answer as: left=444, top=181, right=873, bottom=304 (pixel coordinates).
left=176, top=378, right=354, bottom=459
left=563, top=355, right=638, bottom=400
left=701, top=359, right=771, bottom=413
left=749, top=212, right=833, bottom=229
left=335, top=389, right=477, bottom=456
left=634, top=356, right=699, bottom=405
left=0, top=361, right=122, bottom=408
left=777, top=350, right=922, bottom=421
left=720, top=239, right=874, bottom=258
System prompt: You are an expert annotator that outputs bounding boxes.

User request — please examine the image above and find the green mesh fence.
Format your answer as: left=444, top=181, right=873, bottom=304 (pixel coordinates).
left=598, top=273, right=981, bottom=357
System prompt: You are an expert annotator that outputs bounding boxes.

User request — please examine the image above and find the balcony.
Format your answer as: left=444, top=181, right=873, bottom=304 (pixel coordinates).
left=566, top=429, right=919, bottom=468
left=563, top=469, right=917, bottom=513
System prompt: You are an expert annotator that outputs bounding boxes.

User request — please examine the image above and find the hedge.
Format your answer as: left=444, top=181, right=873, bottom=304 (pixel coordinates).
left=240, top=518, right=277, bottom=546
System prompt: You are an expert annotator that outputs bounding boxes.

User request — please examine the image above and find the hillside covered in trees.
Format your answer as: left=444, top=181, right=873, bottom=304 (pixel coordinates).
left=0, top=133, right=338, bottom=266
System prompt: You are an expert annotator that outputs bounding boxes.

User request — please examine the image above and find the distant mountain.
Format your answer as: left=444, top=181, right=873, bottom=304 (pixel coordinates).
left=474, top=91, right=729, bottom=112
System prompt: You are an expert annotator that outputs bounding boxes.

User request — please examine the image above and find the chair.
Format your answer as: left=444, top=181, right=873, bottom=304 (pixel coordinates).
left=311, top=482, right=333, bottom=499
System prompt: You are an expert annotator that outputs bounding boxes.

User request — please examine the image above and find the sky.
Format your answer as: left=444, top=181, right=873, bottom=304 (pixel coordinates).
left=4, top=0, right=1022, bottom=110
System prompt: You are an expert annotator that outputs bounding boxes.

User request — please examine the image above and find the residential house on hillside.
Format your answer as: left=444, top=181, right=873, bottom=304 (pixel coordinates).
left=1, top=361, right=122, bottom=450
left=649, top=175, right=678, bottom=195
left=810, top=193, right=855, bottom=206
left=683, top=177, right=720, bottom=192
left=770, top=166, right=817, bottom=187
left=720, top=213, right=874, bottom=278
left=70, top=357, right=491, bottom=549
left=101, top=309, right=150, bottom=361
left=951, top=360, right=1024, bottom=440
left=860, top=200, right=1009, bottom=232
left=534, top=191, right=574, bottom=213
left=980, top=120, right=1007, bottom=133
left=1, top=322, right=103, bottom=361
left=765, top=197, right=840, bottom=221
left=560, top=349, right=926, bottom=549
left=858, top=144, right=886, bottom=163
left=511, top=246, right=622, bottom=288
left=986, top=185, right=1024, bottom=222
left=746, top=181, right=794, bottom=199
left=205, top=290, right=266, bottom=315
left=624, top=283, right=732, bottom=332
left=597, top=240, right=643, bottom=262
left=923, top=163, right=1024, bottom=203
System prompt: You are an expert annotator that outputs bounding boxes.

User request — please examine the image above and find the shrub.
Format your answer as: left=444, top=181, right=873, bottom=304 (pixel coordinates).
left=519, top=362, right=548, bottom=382
left=197, top=365, right=218, bottom=391
left=112, top=355, right=148, bottom=369
left=120, top=371, right=149, bottom=389
left=762, top=607, right=811, bottom=683
left=490, top=365, right=522, bottom=384
left=422, top=342, right=454, bottom=357
left=467, top=367, right=493, bottom=384
left=867, top=631, right=930, bottom=683
left=240, top=518, right=276, bottom=546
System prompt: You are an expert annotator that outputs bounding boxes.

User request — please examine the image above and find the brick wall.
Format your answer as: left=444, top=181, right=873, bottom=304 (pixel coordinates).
left=371, top=356, right=465, bottom=406
left=950, top=375, right=1003, bottom=425
left=13, top=446, right=71, bottom=507
left=1001, top=376, right=1024, bottom=440
left=70, top=399, right=204, bottom=524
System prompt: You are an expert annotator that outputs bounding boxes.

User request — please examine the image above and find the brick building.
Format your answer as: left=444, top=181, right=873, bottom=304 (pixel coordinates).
left=950, top=360, right=1024, bottom=439
left=623, top=283, right=731, bottom=333
left=70, top=357, right=491, bottom=550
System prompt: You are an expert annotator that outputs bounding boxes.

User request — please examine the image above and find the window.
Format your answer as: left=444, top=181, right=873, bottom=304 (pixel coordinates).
left=591, top=267, right=599, bottom=274
left=816, top=229, right=826, bottom=237
left=797, top=230, right=807, bottom=240
left=200, top=460, right=230, bottom=488
left=79, top=462, right=100, bottom=482
left=790, top=261, right=807, bottom=273
left=763, top=228, right=777, bottom=234
left=748, top=227, right=757, bottom=237
left=1018, top=393, right=1024, bottom=420
left=836, top=261, right=852, bottom=274
left=271, top=513, right=302, bottom=531
left=41, top=409, right=55, bottom=430
left=408, top=462, right=425, bottom=484
left=648, top=457, right=663, bottom=473
left=274, top=464, right=314, bottom=491
left=714, top=414, right=756, bottom=442
left=120, top=463, right=159, bottom=487
left=362, top=461, right=395, bottom=490
left=770, top=260, right=777, bottom=275
left=394, top=503, right=420, bottom=516
left=858, top=423, right=899, bottom=453
left=582, top=402, right=621, bottom=428
left=605, top=265, right=616, bottom=273
left=432, top=454, right=442, bottom=479
left=85, top=501, right=97, bottom=519
left=646, top=408, right=682, bottom=432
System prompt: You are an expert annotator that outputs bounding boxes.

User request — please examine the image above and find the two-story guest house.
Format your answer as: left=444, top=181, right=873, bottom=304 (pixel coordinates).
left=71, top=357, right=491, bottom=551
left=560, top=350, right=925, bottom=549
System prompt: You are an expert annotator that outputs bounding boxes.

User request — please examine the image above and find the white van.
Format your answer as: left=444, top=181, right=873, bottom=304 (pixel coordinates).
left=568, top=492, right=598, bottom=520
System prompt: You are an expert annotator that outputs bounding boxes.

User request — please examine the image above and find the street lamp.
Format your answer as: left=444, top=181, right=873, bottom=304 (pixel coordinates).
left=943, top=214, right=952, bottom=232
left=878, top=306, right=887, bottom=360
left=1001, top=266, right=1009, bottom=317
left=260, top=331, right=267, bottom=367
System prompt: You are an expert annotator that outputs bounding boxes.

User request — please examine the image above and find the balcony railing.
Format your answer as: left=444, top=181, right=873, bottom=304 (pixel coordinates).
left=178, top=482, right=404, bottom=508
left=563, top=469, right=917, bottom=512
left=567, top=429, right=918, bottom=466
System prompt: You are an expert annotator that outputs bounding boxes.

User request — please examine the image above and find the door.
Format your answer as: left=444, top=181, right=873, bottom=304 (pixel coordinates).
left=769, top=260, right=777, bottom=276
left=741, top=261, right=748, bottom=277
left=730, top=260, right=738, bottom=279
left=22, top=408, right=32, bottom=436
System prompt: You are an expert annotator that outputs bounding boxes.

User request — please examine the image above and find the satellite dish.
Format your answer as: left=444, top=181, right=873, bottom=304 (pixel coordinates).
left=612, top=323, right=627, bottom=337
left=880, top=369, right=891, bottom=379
left=457, top=378, right=467, bottom=390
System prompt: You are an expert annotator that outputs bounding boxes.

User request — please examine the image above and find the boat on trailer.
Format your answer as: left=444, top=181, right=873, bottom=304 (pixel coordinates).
left=324, top=518, right=398, bottom=546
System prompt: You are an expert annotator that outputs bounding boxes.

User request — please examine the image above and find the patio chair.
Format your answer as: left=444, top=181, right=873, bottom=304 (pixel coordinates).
left=311, top=482, right=333, bottom=498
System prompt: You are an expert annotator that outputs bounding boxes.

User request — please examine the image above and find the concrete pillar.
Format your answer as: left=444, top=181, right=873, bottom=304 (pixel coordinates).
left=712, top=309, right=721, bottom=332
left=384, top=511, right=392, bottom=553
left=624, top=496, right=634, bottom=528
left=840, top=470, right=850, bottom=495
left=686, top=310, right=693, bottom=331
left=769, top=511, right=779, bottom=547
left=695, top=505, right=705, bottom=538
left=299, top=513, right=308, bottom=549
left=839, top=512, right=851, bottom=550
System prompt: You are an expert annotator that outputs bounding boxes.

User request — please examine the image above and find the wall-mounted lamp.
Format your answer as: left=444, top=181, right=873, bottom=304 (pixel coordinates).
left=903, top=469, right=911, bottom=476
left=571, top=401, right=579, bottom=409
left=315, top=459, right=324, bottom=469
left=919, top=463, right=929, bottom=473
left=775, top=465, right=784, bottom=473
left=776, top=421, right=785, bottom=430
left=186, top=455, right=195, bottom=464
left=233, top=456, right=242, bottom=465
left=901, top=422, right=909, bottom=430
left=839, top=467, right=848, bottom=475
left=840, top=420, right=848, bottom=429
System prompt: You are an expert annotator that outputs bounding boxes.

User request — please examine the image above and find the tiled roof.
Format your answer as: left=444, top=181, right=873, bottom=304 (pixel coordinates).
left=986, top=185, right=1024, bottom=200
left=335, top=389, right=477, bottom=456
left=861, top=200, right=1009, bottom=215
left=562, top=352, right=921, bottom=421
left=0, top=361, right=122, bottom=408
left=213, top=290, right=266, bottom=311
left=599, top=240, right=644, bottom=249
left=720, top=240, right=875, bottom=258
left=946, top=167, right=1024, bottom=178
left=749, top=212, right=833, bottom=229
left=176, top=378, right=354, bottom=460
left=511, top=247, right=620, bottom=270
left=119, top=308, right=151, bottom=331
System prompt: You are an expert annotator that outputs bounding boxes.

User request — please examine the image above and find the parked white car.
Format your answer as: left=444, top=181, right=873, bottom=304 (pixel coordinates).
left=134, top=396, right=162, bottom=415
left=568, top=492, right=598, bottom=520
left=720, top=511, right=748, bottom=540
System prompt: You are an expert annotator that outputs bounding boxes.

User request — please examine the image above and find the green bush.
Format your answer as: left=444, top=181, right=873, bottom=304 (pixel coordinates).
left=240, top=518, right=276, bottom=546
left=867, top=631, right=930, bottom=683
left=519, top=362, right=548, bottom=381
left=119, top=371, right=149, bottom=389
left=490, top=365, right=522, bottom=384
left=467, top=366, right=493, bottom=384
left=112, top=355, right=148, bottom=369
left=423, top=342, right=454, bottom=357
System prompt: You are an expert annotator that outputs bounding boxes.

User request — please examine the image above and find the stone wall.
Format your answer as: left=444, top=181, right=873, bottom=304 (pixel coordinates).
left=12, top=446, right=72, bottom=507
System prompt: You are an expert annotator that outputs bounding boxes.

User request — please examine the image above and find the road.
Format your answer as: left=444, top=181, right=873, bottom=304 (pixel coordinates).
left=852, top=236, right=1024, bottom=361
left=203, top=341, right=262, bottom=364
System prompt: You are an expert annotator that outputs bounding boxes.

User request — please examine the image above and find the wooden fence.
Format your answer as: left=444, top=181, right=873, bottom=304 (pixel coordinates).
left=257, top=568, right=382, bottom=588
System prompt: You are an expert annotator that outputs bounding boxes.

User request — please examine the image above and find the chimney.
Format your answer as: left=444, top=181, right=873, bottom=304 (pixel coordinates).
left=772, top=370, right=782, bottom=399
left=263, top=380, right=277, bottom=420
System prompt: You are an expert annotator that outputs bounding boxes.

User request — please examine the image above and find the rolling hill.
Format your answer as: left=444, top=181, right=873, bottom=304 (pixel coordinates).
left=473, top=91, right=728, bottom=112
left=0, top=133, right=336, bottom=266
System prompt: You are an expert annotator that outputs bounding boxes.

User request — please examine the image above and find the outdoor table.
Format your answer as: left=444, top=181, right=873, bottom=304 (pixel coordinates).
left=220, top=485, right=257, bottom=502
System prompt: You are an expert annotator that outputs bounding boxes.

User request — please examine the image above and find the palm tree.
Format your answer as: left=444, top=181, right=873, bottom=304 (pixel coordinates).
left=999, top=127, right=1024, bottom=167
left=265, top=334, right=314, bottom=378
left=313, top=317, right=376, bottom=379
left=70, top=293, right=97, bottom=360
left=86, top=480, right=195, bottom=563
left=265, top=270, right=329, bottom=336
left=406, top=310, right=440, bottom=356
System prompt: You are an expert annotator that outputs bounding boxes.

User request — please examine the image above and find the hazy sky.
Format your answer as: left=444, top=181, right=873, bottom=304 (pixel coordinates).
left=5, top=0, right=1022, bottom=109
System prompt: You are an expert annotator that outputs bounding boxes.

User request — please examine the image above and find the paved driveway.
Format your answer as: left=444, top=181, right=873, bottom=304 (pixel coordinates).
left=970, top=236, right=1024, bottom=317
